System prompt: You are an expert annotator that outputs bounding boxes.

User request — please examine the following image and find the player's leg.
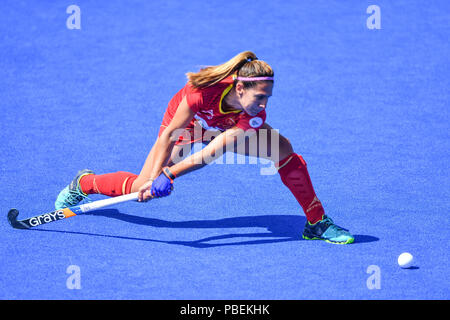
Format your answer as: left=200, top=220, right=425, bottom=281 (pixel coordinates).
left=55, top=168, right=140, bottom=209
left=233, top=123, right=354, bottom=244
left=232, top=123, right=324, bottom=223
left=55, top=142, right=192, bottom=209
left=55, top=117, right=203, bottom=209
left=233, top=123, right=323, bottom=223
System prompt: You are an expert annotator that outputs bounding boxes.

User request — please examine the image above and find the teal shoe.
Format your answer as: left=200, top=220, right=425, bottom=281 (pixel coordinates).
left=55, top=169, right=94, bottom=209
left=302, top=215, right=354, bottom=244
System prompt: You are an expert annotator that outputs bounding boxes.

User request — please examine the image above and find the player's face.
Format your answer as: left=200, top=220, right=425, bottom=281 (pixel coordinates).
left=239, top=82, right=273, bottom=116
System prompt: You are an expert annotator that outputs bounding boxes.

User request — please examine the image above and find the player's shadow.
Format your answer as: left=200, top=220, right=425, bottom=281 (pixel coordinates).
left=33, top=209, right=378, bottom=248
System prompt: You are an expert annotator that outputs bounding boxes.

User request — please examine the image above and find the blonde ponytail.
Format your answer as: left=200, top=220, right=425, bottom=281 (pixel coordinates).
left=187, top=51, right=272, bottom=89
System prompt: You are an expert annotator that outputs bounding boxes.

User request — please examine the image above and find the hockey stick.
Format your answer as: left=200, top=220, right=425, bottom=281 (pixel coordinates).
left=7, top=192, right=140, bottom=229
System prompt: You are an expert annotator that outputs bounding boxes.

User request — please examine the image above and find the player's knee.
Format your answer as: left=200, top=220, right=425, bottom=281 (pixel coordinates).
left=130, top=176, right=148, bottom=193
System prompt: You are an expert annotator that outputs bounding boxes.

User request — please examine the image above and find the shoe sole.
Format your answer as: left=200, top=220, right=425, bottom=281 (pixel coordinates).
left=303, top=235, right=354, bottom=245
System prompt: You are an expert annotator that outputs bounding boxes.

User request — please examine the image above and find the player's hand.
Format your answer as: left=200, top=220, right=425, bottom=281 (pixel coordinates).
left=137, top=179, right=154, bottom=202
left=151, top=172, right=173, bottom=197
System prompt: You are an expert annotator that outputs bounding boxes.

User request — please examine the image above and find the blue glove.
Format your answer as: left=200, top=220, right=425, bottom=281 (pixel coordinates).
left=151, top=172, right=173, bottom=197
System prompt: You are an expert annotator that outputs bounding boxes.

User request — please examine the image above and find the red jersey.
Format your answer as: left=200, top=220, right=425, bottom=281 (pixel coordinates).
left=160, top=76, right=266, bottom=143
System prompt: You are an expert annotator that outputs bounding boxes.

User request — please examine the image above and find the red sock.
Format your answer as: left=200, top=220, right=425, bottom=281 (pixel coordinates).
left=277, top=153, right=325, bottom=224
left=80, top=171, right=138, bottom=197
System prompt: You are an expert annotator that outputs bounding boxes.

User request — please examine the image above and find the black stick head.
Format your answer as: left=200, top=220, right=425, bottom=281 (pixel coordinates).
left=7, top=209, right=29, bottom=229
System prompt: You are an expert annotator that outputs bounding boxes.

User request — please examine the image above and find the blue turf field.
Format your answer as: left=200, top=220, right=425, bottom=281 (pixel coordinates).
left=1, top=0, right=449, bottom=299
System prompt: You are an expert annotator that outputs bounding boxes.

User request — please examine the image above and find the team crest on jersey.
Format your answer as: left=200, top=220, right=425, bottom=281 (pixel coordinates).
left=249, top=117, right=263, bottom=128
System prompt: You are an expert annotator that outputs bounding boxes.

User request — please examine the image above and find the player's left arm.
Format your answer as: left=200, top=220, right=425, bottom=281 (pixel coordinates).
left=168, top=126, right=256, bottom=177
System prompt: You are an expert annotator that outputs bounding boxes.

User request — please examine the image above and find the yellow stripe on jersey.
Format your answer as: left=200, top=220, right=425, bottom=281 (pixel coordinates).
left=219, top=84, right=241, bottom=115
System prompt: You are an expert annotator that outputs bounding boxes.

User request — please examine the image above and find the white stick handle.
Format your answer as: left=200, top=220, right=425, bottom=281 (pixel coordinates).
left=78, top=192, right=139, bottom=213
